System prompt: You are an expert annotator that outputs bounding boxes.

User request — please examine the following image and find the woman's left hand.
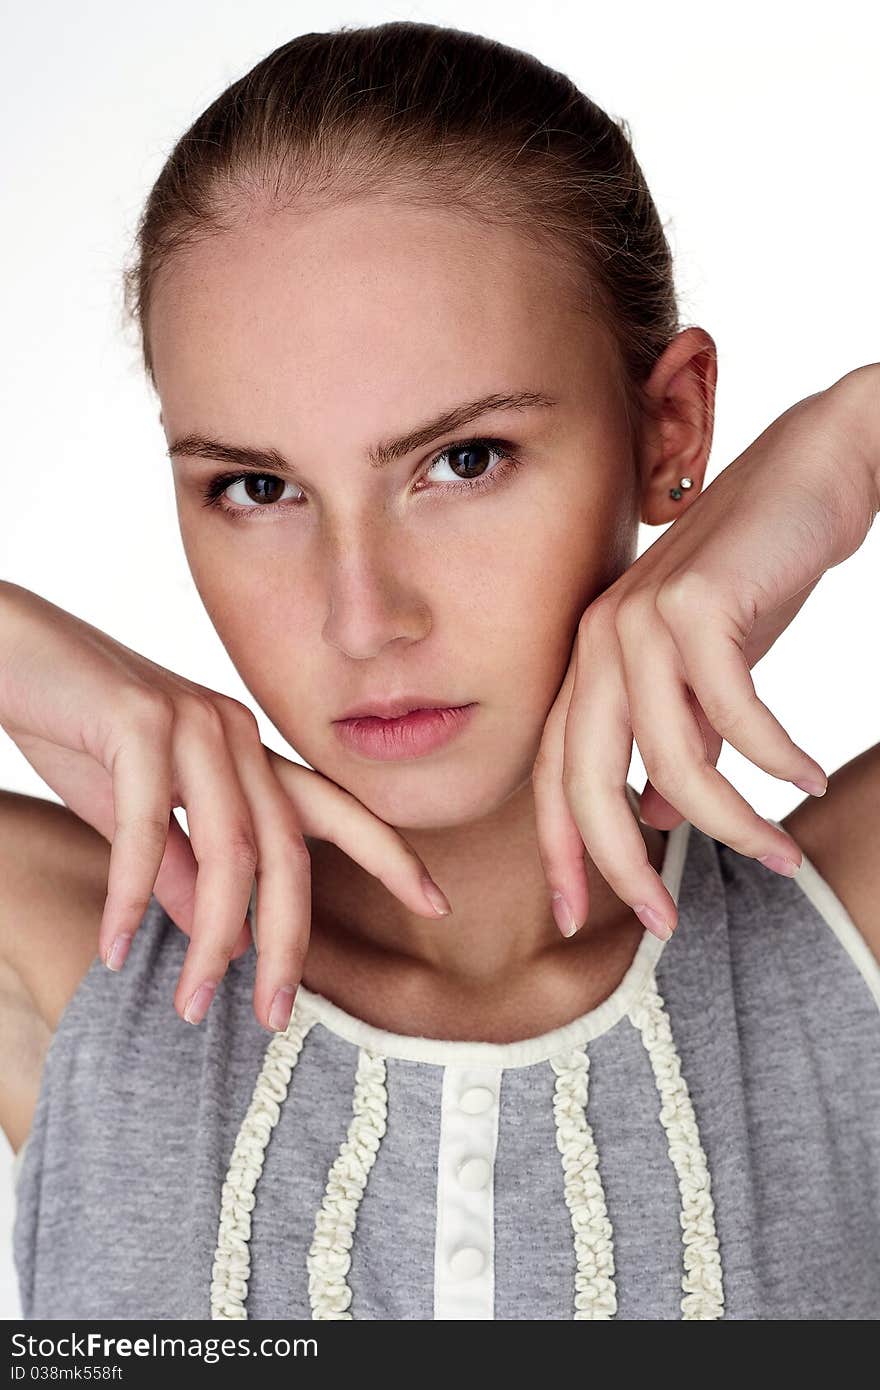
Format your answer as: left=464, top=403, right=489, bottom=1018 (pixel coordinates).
left=532, top=364, right=880, bottom=941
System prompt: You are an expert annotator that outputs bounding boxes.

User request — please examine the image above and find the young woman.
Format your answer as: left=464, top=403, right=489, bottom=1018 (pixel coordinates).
left=2, top=21, right=878, bottom=1321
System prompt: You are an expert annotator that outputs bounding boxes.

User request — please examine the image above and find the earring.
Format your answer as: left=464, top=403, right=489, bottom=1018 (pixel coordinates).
left=669, top=476, right=693, bottom=501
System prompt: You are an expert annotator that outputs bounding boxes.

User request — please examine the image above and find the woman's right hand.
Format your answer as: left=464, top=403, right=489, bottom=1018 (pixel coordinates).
left=0, top=582, right=451, bottom=1033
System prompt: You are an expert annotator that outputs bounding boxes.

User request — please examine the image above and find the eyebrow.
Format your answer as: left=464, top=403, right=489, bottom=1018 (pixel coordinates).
left=166, top=389, right=559, bottom=476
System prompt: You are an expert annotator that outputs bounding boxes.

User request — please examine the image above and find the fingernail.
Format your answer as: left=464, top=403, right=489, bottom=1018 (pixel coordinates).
left=268, top=985, right=296, bottom=1032
left=792, top=777, right=827, bottom=796
left=551, top=891, right=579, bottom=938
left=634, top=903, right=673, bottom=941
left=184, top=980, right=218, bottom=1025
left=105, top=934, right=133, bottom=971
left=758, top=853, right=800, bottom=877
left=422, top=875, right=452, bottom=917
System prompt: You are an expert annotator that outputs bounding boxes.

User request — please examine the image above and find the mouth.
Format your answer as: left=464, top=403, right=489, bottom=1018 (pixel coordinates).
left=332, top=702, right=478, bottom=761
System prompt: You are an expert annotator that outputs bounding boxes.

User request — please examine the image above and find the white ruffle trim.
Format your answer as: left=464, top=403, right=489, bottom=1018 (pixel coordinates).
left=550, top=1046, right=617, bottom=1319
left=628, top=977, right=725, bottom=1320
left=307, top=1047, right=388, bottom=1319
left=210, top=1010, right=315, bottom=1319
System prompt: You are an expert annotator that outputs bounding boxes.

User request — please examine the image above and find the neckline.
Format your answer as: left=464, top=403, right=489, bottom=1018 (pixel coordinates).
left=292, top=808, right=693, bottom=1069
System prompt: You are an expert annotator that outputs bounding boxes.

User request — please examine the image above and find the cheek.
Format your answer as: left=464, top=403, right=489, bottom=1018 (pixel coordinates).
left=182, top=521, right=299, bottom=626
left=473, top=495, right=622, bottom=690
left=180, top=533, right=317, bottom=702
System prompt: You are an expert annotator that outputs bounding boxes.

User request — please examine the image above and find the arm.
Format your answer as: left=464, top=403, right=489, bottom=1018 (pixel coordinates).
left=780, top=365, right=880, bottom=963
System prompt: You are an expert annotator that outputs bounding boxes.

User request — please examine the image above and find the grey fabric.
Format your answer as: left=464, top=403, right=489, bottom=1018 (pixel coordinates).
left=12, top=822, right=880, bottom=1319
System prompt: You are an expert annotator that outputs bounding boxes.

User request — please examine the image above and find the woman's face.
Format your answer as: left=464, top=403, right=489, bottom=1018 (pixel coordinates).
left=150, top=199, right=642, bottom=830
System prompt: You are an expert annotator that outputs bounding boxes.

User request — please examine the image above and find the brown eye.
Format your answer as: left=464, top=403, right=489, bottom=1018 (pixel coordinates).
left=426, top=440, right=513, bottom=487
left=234, top=474, right=289, bottom=504
left=210, top=473, right=300, bottom=511
left=446, top=443, right=495, bottom=480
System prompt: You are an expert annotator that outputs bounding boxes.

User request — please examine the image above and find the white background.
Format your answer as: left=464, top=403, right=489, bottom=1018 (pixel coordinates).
left=1, top=0, right=878, bottom=1320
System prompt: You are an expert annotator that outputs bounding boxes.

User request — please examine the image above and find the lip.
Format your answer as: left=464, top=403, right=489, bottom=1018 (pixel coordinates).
left=336, top=694, right=466, bottom=720
left=333, top=703, right=477, bottom=761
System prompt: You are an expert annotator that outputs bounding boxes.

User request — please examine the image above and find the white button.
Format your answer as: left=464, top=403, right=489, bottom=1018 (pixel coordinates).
left=457, top=1156, right=491, bottom=1191
left=448, top=1245, right=486, bottom=1279
left=459, top=1086, right=494, bottom=1114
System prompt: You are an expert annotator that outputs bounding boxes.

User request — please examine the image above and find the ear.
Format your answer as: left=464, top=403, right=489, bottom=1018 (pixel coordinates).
left=634, top=326, right=718, bottom=527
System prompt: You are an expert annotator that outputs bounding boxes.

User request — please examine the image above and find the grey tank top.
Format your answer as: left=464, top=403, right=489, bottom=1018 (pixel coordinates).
left=12, top=814, right=880, bottom=1320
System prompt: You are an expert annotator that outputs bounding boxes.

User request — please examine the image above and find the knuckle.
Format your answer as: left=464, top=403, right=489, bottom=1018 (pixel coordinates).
left=186, top=950, right=234, bottom=991
left=577, top=597, right=615, bottom=645
left=260, top=941, right=309, bottom=978
left=103, top=886, right=153, bottom=919
left=219, top=826, right=259, bottom=873
left=531, top=745, right=552, bottom=782
left=263, top=794, right=306, bottom=845
left=561, top=763, right=590, bottom=801
left=644, top=751, right=686, bottom=800
left=279, top=832, right=311, bottom=869
left=197, top=943, right=235, bottom=972
left=180, top=691, right=226, bottom=738
left=217, top=695, right=261, bottom=740
left=612, top=590, right=654, bottom=639
left=115, top=813, right=169, bottom=852
left=701, top=689, right=752, bottom=734
left=120, top=683, right=175, bottom=732
left=656, top=570, right=713, bottom=623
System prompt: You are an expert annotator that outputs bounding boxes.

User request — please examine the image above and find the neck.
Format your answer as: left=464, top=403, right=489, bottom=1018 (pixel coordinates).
left=304, top=781, right=668, bottom=995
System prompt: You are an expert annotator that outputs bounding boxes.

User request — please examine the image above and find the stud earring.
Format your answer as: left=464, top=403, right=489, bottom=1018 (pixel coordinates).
left=669, top=476, right=693, bottom=501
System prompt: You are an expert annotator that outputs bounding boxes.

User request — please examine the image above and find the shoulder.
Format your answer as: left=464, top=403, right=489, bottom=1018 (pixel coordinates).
left=0, top=792, right=110, bottom=1032
left=0, top=793, right=110, bottom=1153
left=780, top=742, right=880, bottom=970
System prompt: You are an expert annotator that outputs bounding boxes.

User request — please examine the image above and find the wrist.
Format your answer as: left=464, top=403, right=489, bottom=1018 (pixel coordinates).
left=824, top=362, right=880, bottom=515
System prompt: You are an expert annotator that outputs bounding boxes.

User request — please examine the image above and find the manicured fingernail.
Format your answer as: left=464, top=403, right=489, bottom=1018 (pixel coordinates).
left=184, top=980, right=218, bottom=1025
left=105, top=934, right=133, bottom=971
left=268, top=986, right=296, bottom=1032
left=758, top=853, right=800, bottom=877
left=634, top=904, right=673, bottom=940
left=422, top=875, right=452, bottom=917
left=551, top=891, right=579, bottom=938
left=792, top=777, right=827, bottom=796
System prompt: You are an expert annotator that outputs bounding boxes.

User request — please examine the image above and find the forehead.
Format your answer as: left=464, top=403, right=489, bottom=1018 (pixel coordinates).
left=150, top=200, right=611, bottom=431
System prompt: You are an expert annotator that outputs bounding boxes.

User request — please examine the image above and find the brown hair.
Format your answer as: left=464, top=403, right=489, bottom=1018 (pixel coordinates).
left=122, top=20, right=681, bottom=437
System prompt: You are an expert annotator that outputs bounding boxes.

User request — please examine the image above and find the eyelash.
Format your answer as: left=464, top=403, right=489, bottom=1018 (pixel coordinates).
left=198, top=436, right=523, bottom=519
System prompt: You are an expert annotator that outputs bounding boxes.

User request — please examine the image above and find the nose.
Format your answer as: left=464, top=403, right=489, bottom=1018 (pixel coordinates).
left=321, top=531, right=432, bottom=660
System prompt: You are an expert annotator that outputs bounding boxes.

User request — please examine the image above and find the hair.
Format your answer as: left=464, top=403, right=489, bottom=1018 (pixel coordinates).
left=121, top=20, right=682, bottom=441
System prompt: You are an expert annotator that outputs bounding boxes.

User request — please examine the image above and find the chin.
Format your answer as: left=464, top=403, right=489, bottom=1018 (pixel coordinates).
left=313, top=752, right=526, bottom=832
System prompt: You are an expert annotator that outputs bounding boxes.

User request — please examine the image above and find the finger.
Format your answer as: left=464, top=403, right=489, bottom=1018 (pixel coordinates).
left=559, top=614, right=678, bottom=938
left=99, top=728, right=174, bottom=971
left=639, top=695, right=721, bottom=830
left=531, top=649, right=591, bottom=937
left=266, top=749, right=453, bottom=919
left=102, top=723, right=251, bottom=973
left=152, top=810, right=252, bottom=960
left=170, top=702, right=260, bottom=1025
left=219, top=706, right=313, bottom=1032
left=658, top=583, right=828, bottom=794
left=618, top=608, right=804, bottom=869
